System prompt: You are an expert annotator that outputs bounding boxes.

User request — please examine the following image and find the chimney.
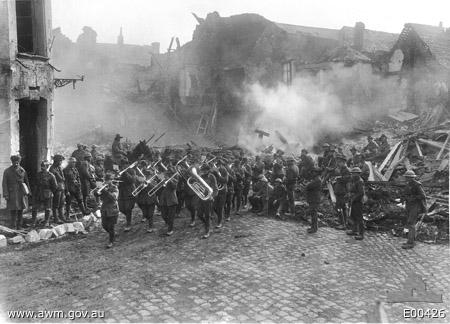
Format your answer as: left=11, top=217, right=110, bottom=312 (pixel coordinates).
left=353, top=22, right=365, bottom=51
left=117, top=27, right=124, bottom=45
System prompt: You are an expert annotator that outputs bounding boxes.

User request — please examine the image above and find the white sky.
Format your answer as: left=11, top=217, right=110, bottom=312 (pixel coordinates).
left=52, top=0, right=449, bottom=50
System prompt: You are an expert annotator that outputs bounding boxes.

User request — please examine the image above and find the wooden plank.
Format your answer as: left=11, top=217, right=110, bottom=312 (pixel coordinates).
left=384, top=144, right=404, bottom=181
left=366, top=161, right=375, bottom=181
left=417, top=138, right=450, bottom=151
left=373, top=165, right=387, bottom=181
left=414, top=140, right=423, bottom=158
left=436, top=134, right=450, bottom=160
left=326, top=181, right=336, bottom=204
left=378, top=141, right=401, bottom=172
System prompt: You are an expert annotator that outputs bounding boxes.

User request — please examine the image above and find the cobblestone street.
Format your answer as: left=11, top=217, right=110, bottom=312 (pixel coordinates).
left=0, top=210, right=449, bottom=323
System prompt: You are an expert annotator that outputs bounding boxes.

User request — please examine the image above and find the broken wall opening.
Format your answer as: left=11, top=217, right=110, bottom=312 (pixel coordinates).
left=18, top=98, right=47, bottom=186
left=15, top=0, right=47, bottom=55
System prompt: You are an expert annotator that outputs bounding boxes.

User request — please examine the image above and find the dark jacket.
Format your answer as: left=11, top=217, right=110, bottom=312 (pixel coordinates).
left=98, top=184, right=119, bottom=217
left=64, top=166, right=82, bottom=193
left=333, top=177, right=348, bottom=197
left=349, top=177, right=364, bottom=204
left=2, top=165, right=30, bottom=210
left=404, top=180, right=426, bottom=213
left=285, top=164, right=299, bottom=187
left=118, top=169, right=137, bottom=200
left=49, top=164, right=65, bottom=191
left=214, top=166, right=228, bottom=194
left=233, top=166, right=244, bottom=191
left=33, top=170, right=57, bottom=202
left=270, top=184, right=287, bottom=201
left=159, top=178, right=178, bottom=207
left=299, top=154, right=314, bottom=179
left=305, top=177, right=321, bottom=205
left=226, top=167, right=235, bottom=194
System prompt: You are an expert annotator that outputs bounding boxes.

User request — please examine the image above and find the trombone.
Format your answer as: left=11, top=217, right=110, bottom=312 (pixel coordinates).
left=147, top=156, right=188, bottom=198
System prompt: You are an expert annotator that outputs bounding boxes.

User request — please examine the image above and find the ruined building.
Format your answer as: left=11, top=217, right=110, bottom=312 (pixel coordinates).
left=0, top=0, right=54, bottom=202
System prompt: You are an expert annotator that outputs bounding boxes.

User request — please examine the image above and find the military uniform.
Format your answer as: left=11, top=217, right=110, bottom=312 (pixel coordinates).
left=268, top=181, right=287, bottom=217
left=299, top=153, right=314, bottom=180
left=347, top=175, right=365, bottom=239
left=118, top=168, right=137, bottom=229
left=159, top=178, right=179, bottom=234
left=305, top=175, right=322, bottom=233
left=232, top=165, right=244, bottom=213
left=333, top=176, right=348, bottom=229
left=96, top=183, right=119, bottom=245
left=64, top=165, right=86, bottom=215
left=242, top=162, right=252, bottom=207
left=213, top=165, right=228, bottom=227
left=31, top=169, right=57, bottom=225
left=403, top=178, right=426, bottom=248
left=49, top=162, right=66, bottom=222
left=197, top=172, right=218, bottom=237
left=285, top=162, right=299, bottom=214
left=224, top=165, right=235, bottom=220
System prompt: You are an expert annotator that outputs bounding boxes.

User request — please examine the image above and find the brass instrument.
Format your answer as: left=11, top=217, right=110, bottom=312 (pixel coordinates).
left=175, top=157, right=213, bottom=201
left=90, top=180, right=122, bottom=196
left=117, top=161, right=139, bottom=177
left=147, top=156, right=188, bottom=198
left=132, top=169, right=163, bottom=197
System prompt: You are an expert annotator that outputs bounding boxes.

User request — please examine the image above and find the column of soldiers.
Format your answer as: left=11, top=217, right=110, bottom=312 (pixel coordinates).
left=2, top=132, right=423, bottom=250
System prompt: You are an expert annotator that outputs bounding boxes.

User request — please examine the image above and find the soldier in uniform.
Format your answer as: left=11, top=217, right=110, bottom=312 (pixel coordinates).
left=184, top=176, right=198, bottom=227
left=212, top=159, right=228, bottom=228
left=346, top=167, right=365, bottom=240
left=197, top=164, right=218, bottom=239
left=224, top=159, right=235, bottom=222
left=79, top=152, right=96, bottom=211
left=136, top=168, right=160, bottom=233
left=299, top=149, right=314, bottom=181
left=64, top=157, right=87, bottom=216
left=377, top=134, right=390, bottom=154
left=249, top=174, right=269, bottom=215
left=71, top=144, right=86, bottom=169
left=49, top=154, right=67, bottom=223
left=271, top=156, right=285, bottom=183
left=305, top=167, right=322, bottom=233
left=112, top=134, right=127, bottom=164
left=118, top=159, right=137, bottom=232
left=2, top=155, right=30, bottom=229
left=94, top=173, right=119, bottom=248
left=252, top=156, right=265, bottom=190
left=241, top=157, right=252, bottom=210
left=31, top=160, right=57, bottom=227
left=334, top=174, right=349, bottom=230
left=91, top=145, right=100, bottom=160
left=159, top=173, right=179, bottom=236
left=285, top=157, right=299, bottom=216
left=402, top=170, right=426, bottom=249
left=269, top=178, right=287, bottom=219
left=232, top=159, right=244, bottom=215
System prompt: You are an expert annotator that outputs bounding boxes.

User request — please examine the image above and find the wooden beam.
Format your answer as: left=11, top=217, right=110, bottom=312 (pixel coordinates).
left=384, top=144, right=404, bottom=181
left=378, top=141, right=401, bottom=172
left=436, top=134, right=450, bottom=160
left=366, top=161, right=375, bottom=181
left=414, top=140, right=423, bottom=158
left=417, top=138, right=450, bottom=151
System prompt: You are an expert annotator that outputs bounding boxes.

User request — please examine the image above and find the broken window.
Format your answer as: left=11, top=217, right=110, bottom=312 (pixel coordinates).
left=283, top=61, right=293, bottom=85
left=16, top=0, right=34, bottom=53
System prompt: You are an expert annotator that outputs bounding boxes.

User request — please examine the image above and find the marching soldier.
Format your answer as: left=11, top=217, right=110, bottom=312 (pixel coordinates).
left=197, top=164, right=218, bottom=239
left=118, top=159, right=137, bottom=232
left=94, top=173, right=119, bottom=248
left=401, top=170, right=426, bottom=249
left=212, top=159, right=228, bottom=228
left=184, top=178, right=198, bottom=227
left=305, top=167, right=322, bottom=233
left=285, top=157, right=299, bottom=216
left=49, top=154, right=67, bottom=223
left=31, top=160, right=57, bottom=227
left=224, top=159, right=235, bottom=222
left=159, top=173, right=178, bottom=236
left=136, top=168, right=159, bottom=233
left=64, top=157, right=87, bottom=216
left=346, top=167, right=365, bottom=240
left=2, top=155, right=30, bottom=230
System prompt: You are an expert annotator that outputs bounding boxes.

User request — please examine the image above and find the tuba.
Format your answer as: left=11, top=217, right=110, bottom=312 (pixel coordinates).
left=175, top=158, right=213, bottom=201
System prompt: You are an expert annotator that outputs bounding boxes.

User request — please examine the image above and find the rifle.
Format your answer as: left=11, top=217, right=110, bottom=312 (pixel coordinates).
left=153, top=132, right=166, bottom=144
left=145, top=134, right=155, bottom=144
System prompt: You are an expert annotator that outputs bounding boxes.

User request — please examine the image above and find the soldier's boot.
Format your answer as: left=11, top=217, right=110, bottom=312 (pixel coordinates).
left=44, top=209, right=51, bottom=226
left=58, top=208, right=67, bottom=222
left=53, top=208, right=63, bottom=224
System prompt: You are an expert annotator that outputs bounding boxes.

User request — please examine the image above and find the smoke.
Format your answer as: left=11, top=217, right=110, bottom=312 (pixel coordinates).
left=238, top=63, right=406, bottom=153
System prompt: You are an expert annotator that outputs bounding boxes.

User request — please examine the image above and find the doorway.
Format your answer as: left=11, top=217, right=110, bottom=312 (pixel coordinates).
left=18, top=99, right=47, bottom=187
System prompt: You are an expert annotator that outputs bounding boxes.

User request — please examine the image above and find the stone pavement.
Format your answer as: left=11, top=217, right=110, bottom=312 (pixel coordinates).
left=0, top=209, right=449, bottom=323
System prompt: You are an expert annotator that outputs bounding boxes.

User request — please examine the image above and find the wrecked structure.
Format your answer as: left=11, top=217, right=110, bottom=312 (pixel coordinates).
left=0, top=0, right=54, bottom=205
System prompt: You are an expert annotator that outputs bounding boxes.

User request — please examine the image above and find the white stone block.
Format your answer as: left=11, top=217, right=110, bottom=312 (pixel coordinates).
left=0, top=235, right=7, bottom=248
left=72, top=222, right=85, bottom=233
left=54, top=224, right=66, bottom=236
left=25, top=230, right=40, bottom=243
left=39, top=229, right=54, bottom=240
left=8, top=235, right=25, bottom=244
left=65, top=223, right=75, bottom=233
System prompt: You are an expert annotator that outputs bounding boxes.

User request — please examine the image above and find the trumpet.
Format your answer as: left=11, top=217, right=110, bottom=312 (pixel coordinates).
left=147, top=156, right=188, bottom=198
left=91, top=180, right=122, bottom=195
left=117, top=161, right=139, bottom=177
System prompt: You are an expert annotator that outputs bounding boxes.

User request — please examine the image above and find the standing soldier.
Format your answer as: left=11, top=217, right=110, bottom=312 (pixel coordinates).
left=184, top=178, right=198, bottom=227
left=232, top=159, right=244, bottom=215
left=71, top=144, right=85, bottom=169
left=402, top=170, right=426, bottom=249
left=212, top=159, right=228, bottom=229
left=93, top=155, right=105, bottom=182
left=31, top=160, right=57, bottom=227
left=334, top=175, right=349, bottom=230
left=64, top=157, right=87, bottom=216
left=79, top=152, right=96, bottom=211
left=299, top=149, right=314, bottom=181
left=305, top=167, right=322, bottom=233
left=159, top=174, right=178, bottom=236
left=224, top=160, right=235, bottom=222
left=94, top=173, right=119, bottom=248
left=271, top=156, right=285, bottom=183
left=252, top=156, right=265, bottom=189
left=49, top=154, right=67, bottom=223
left=197, top=164, right=218, bottom=239
left=91, top=145, right=100, bottom=160
left=241, top=157, right=252, bottom=210
left=346, top=167, right=365, bottom=240
left=269, top=178, right=287, bottom=219
left=2, top=155, right=30, bottom=230
left=118, top=159, right=137, bottom=231
left=285, top=157, right=299, bottom=216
